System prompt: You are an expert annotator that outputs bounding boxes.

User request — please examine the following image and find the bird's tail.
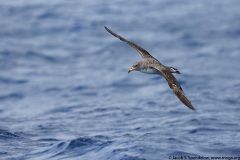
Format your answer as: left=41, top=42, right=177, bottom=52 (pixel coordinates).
left=169, top=67, right=180, bottom=74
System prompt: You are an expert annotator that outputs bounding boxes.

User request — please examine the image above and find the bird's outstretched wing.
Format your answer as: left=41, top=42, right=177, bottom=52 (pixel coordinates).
left=171, top=84, right=195, bottom=111
left=153, top=65, right=195, bottom=111
left=104, top=26, right=153, bottom=59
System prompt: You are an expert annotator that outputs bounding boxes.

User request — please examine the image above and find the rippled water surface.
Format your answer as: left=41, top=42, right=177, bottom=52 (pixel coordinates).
left=0, top=0, right=240, bottom=159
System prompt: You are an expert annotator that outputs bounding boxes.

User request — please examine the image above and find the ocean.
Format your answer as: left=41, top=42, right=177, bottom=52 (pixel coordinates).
left=0, top=0, right=240, bottom=159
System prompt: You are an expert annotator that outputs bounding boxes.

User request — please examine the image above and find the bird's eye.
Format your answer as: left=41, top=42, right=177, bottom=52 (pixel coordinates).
left=133, top=64, right=138, bottom=67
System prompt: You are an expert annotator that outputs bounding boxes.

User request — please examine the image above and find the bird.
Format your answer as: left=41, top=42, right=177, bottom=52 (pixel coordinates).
left=104, top=26, right=195, bottom=111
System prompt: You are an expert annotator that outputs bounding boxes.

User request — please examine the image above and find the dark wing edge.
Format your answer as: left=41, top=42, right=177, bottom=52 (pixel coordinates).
left=153, top=66, right=195, bottom=111
left=104, top=26, right=153, bottom=58
left=172, top=84, right=196, bottom=111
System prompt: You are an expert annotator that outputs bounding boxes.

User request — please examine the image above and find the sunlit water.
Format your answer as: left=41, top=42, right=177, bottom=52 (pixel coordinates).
left=0, top=1, right=240, bottom=159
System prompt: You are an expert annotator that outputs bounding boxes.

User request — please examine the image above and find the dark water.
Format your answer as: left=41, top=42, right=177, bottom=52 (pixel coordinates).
left=0, top=0, right=240, bottom=159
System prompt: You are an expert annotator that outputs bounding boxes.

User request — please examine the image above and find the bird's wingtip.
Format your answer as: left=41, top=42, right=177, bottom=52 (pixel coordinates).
left=190, top=107, right=196, bottom=111
left=104, top=26, right=109, bottom=30
left=172, top=84, right=196, bottom=111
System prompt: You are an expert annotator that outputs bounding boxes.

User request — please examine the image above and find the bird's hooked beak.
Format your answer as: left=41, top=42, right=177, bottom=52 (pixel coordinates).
left=128, top=67, right=135, bottom=73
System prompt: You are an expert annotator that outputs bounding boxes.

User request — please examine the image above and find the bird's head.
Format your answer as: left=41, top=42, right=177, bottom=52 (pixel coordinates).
left=128, top=62, right=141, bottom=73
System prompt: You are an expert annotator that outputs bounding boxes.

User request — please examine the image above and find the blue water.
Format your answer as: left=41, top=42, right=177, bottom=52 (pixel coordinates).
left=0, top=0, right=240, bottom=159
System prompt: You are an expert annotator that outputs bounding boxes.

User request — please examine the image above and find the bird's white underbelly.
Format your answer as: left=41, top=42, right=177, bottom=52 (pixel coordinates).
left=140, top=68, right=160, bottom=75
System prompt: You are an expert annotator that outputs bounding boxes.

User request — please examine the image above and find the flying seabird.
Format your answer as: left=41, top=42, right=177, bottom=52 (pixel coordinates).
left=104, top=26, right=195, bottom=111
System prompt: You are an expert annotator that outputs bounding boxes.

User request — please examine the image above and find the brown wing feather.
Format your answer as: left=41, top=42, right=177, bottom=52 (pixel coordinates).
left=153, top=65, right=195, bottom=111
left=104, top=26, right=153, bottom=58
left=172, top=84, right=195, bottom=111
